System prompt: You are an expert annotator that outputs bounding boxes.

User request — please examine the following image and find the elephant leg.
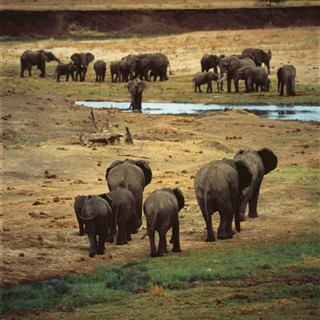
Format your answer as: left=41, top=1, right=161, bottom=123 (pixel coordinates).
left=76, top=215, right=85, bottom=236
left=280, top=82, right=284, bottom=96
left=239, top=194, right=249, bottom=221
left=171, top=219, right=181, bottom=252
left=157, top=232, right=167, bottom=256
left=234, top=78, right=240, bottom=93
left=207, top=81, right=212, bottom=93
left=199, top=202, right=215, bottom=242
left=107, top=223, right=116, bottom=243
left=148, top=231, right=157, bottom=257
left=116, top=226, right=127, bottom=245
left=20, top=64, right=26, bottom=77
left=227, top=73, right=232, bottom=93
left=218, top=206, right=233, bottom=240
left=248, top=184, right=261, bottom=218
left=225, top=211, right=234, bottom=239
left=38, top=62, right=45, bottom=78
left=88, top=232, right=98, bottom=258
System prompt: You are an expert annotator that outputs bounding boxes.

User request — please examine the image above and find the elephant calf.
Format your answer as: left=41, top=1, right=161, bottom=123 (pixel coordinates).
left=142, top=187, right=185, bottom=257
left=235, top=66, right=269, bottom=92
left=193, top=71, right=219, bottom=93
left=55, top=62, right=78, bottom=82
left=194, top=158, right=252, bottom=242
left=277, top=65, right=296, bottom=96
left=94, top=60, right=106, bottom=82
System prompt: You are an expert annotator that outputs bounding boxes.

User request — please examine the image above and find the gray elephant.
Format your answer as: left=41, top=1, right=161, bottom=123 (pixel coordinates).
left=74, top=195, right=87, bottom=236
left=78, top=195, right=113, bottom=258
left=234, top=66, right=269, bottom=92
left=234, top=148, right=278, bottom=221
left=136, top=53, right=171, bottom=81
left=105, top=159, right=152, bottom=228
left=194, top=158, right=252, bottom=242
left=110, top=60, right=122, bottom=83
left=142, top=187, right=184, bottom=257
left=20, top=49, right=60, bottom=78
left=242, top=48, right=272, bottom=74
left=219, top=55, right=256, bottom=93
left=193, top=71, right=219, bottom=93
left=120, top=54, right=138, bottom=82
left=128, top=78, right=147, bottom=111
left=70, top=52, right=95, bottom=81
left=200, top=54, right=224, bottom=73
left=54, top=62, right=78, bottom=82
left=94, top=60, right=106, bottom=82
left=277, top=65, right=296, bottom=96
left=106, top=186, right=141, bottom=245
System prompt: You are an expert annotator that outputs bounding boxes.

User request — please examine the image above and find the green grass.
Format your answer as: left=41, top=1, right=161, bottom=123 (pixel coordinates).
left=1, top=233, right=319, bottom=318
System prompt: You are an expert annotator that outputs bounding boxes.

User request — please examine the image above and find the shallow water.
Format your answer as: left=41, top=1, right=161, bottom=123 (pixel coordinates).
left=75, top=101, right=320, bottom=122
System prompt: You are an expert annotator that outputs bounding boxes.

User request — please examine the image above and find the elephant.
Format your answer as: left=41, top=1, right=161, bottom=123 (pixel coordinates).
left=105, top=159, right=152, bottom=228
left=70, top=52, right=95, bottom=81
left=219, top=55, right=256, bottom=93
left=74, top=195, right=87, bottom=236
left=200, top=54, right=224, bottom=73
left=194, top=158, right=252, bottom=242
left=110, top=60, right=122, bottom=83
left=234, top=66, right=269, bottom=92
left=20, top=49, right=60, bottom=78
left=78, top=195, right=113, bottom=258
left=242, top=48, right=272, bottom=74
left=234, top=148, right=278, bottom=221
left=54, top=62, right=78, bottom=82
left=106, top=186, right=141, bottom=245
left=277, top=65, right=296, bottom=96
left=120, top=54, right=138, bottom=82
left=94, top=60, right=106, bottom=82
left=135, top=53, right=171, bottom=81
left=127, top=78, right=147, bottom=111
left=142, top=187, right=184, bottom=257
left=193, top=71, right=219, bottom=93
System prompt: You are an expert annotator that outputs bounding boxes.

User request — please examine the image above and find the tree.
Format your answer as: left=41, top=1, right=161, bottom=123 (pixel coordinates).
left=257, top=0, right=287, bottom=6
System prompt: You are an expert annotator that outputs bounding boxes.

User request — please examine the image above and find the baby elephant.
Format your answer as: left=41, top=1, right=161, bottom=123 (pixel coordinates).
left=277, top=64, right=296, bottom=96
left=54, top=62, right=78, bottom=82
left=142, top=187, right=185, bottom=257
left=94, top=60, right=106, bottom=82
left=235, top=66, right=269, bottom=92
left=193, top=71, right=219, bottom=93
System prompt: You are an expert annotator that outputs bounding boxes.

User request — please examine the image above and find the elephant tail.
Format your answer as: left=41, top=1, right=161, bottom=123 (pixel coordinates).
left=168, top=62, right=172, bottom=75
left=141, top=210, right=158, bottom=240
left=235, top=195, right=241, bottom=233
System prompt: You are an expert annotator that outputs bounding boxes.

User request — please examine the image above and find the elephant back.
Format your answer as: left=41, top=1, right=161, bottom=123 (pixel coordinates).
left=79, top=196, right=111, bottom=220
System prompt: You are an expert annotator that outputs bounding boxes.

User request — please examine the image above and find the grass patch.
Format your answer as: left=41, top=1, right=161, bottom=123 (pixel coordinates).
left=4, top=134, right=44, bottom=149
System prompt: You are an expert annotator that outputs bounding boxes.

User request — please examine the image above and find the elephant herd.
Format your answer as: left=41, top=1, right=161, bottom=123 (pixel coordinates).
left=74, top=148, right=277, bottom=258
left=194, top=48, right=296, bottom=96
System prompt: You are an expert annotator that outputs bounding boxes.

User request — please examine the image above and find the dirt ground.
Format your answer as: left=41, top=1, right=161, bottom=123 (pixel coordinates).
left=1, top=26, right=320, bottom=289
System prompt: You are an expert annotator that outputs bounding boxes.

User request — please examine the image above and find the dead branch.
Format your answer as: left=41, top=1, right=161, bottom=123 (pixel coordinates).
left=125, top=126, right=133, bottom=144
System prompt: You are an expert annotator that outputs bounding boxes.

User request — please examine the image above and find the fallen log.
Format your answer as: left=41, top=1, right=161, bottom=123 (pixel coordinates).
left=80, top=132, right=123, bottom=145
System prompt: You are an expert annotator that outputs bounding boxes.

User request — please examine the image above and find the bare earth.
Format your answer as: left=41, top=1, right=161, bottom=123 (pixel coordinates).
left=1, top=27, right=320, bottom=288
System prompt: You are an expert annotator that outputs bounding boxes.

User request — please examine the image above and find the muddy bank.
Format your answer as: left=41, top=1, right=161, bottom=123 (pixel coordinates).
left=1, top=7, right=319, bottom=38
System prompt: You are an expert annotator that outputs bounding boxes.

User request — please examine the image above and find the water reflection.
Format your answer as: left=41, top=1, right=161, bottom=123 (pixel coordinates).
left=75, top=101, right=320, bottom=122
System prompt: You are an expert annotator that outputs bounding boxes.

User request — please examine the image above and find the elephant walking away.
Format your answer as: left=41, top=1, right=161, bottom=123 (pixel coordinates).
left=194, top=158, right=252, bottom=242
left=54, top=62, right=78, bottom=82
left=128, top=78, right=147, bottom=111
left=234, top=148, right=278, bottom=221
left=193, top=71, right=219, bottom=93
left=20, top=49, right=60, bottom=78
left=94, top=60, right=106, bottom=82
left=142, top=187, right=185, bottom=257
left=242, top=48, right=272, bottom=74
left=78, top=195, right=113, bottom=258
left=74, top=195, right=87, bottom=236
left=277, top=65, right=296, bottom=96
left=70, top=52, right=94, bottom=81
left=234, top=66, right=269, bottom=92
left=106, top=159, right=152, bottom=228
left=106, top=186, right=141, bottom=245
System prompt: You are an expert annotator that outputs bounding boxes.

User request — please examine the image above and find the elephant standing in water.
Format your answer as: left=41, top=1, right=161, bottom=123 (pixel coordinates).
left=194, top=158, right=252, bottom=242
left=70, top=52, right=94, bottom=81
left=277, top=65, right=296, bottom=96
left=105, top=159, right=152, bottom=229
left=128, top=78, right=147, bottom=111
left=142, top=187, right=184, bottom=257
left=20, top=49, right=60, bottom=78
left=234, top=148, right=278, bottom=221
left=242, top=48, right=272, bottom=74
left=94, top=60, right=106, bottom=82
left=193, top=71, right=219, bottom=93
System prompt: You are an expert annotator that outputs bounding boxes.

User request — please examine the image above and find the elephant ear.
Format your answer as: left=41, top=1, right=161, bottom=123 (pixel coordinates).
left=85, top=52, right=95, bottom=64
left=134, top=160, right=152, bottom=186
left=229, top=56, right=240, bottom=71
left=71, top=53, right=81, bottom=65
left=173, top=188, right=185, bottom=211
left=105, top=160, right=125, bottom=180
left=235, top=160, right=253, bottom=192
left=128, top=79, right=146, bottom=94
left=258, top=148, right=278, bottom=175
left=41, top=52, right=50, bottom=62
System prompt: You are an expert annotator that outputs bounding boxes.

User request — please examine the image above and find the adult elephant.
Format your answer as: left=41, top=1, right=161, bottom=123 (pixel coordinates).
left=106, top=186, right=140, bottom=245
left=136, top=53, right=171, bottom=81
left=70, top=52, right=94, bottom=81
left=277, top=65, right=296, bottom=96
left=200, top=54, right=224, bottom=73
left=194, top=158, right=252, bottom=242
left=234, top=66, right=269, bottom=92
left=219, top=55, right=256, bottom=93
left=94, top=60, right=106, bottom=82
left=234, top=148, right=278, bottom=221
left=242, top=48, right=272, bottom=74
left=120, top=54, right=138, bottom=82
left=78, top=195, right=113, bottom=258
left=105, top=159, right=152, bottom=228
left=20, top=49, right=60, bottom=78
left=193, top=71, right=219, bottom=93
left=142, top=187, right=184, bottom=257
left=127, top=78, right=147, bottom=111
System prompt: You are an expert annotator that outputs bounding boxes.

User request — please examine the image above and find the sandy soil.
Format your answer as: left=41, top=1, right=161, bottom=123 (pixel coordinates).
left=1, top=27, right=320, bottom=288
